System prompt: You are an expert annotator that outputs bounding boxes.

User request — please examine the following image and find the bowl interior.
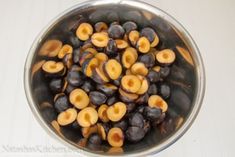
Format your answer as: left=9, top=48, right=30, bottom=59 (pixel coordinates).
left=27, top=1, right=199, bottom=155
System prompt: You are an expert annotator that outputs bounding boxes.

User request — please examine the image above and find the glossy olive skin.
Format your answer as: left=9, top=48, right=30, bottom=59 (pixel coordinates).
left=49, top=78, right=63, bottom=93
left=108, top=24, right=125, bottom=39
left=147, top=84, right=158, bottom=95
left=81, top=79, right=96, bottom=93
left=113, top=120, right=128, bottom=131
left=159, top=83, right=171, bottom=99
left=67, top=71, right=85, bottom=87
left=128, top=113, right=144, bottom=128
left=122, top=21, right=137, bottom=34
left=140, top=27, right=156, bottom=43
left=136, top=93, right=149, bottom=104
left=96, top=84, right=117, bottom=97
left=126, top=103, right=136, bottom=113
left=126, top=126, right=145, bottom=142
left=54, top=95, right=70, bottom=113
left=147, top=70, right=161, bottom=83
left=143, top=106, right=162, bottom=121
left=89, top=91, right=107, bottom=106
left=72, top=48, right=81, bottom=64
left=139, top=53, right=155, bottom=68
left=88, top=133, right=102, bottom=145
left=106, top=39, right=118, bottom=57
left=66, top=32, right=82, bottom=48
left=106, top=96, right=118, bottom=106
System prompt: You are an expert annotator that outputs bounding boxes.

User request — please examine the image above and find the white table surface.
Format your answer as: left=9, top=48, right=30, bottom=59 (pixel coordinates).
left=0, top=0, right=234, bottom=156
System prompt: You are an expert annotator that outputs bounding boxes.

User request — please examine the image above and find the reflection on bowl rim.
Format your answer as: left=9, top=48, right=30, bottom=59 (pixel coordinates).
left=24, top=0, right=206, bottom=156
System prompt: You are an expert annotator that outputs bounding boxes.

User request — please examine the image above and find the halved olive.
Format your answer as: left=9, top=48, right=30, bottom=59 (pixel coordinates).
left=122, top=47, right=138, bottom=69
left=152, top=66, right=161, bottom=72
left=79, top=51, right=94, bottom=65
left=115, top=39, right=128, bottom=49
left=95, top=53, right=108, bottom=63
left=150, top=35, right=159, bottom=47
left=42, top=61, right=65, bottom=77
left=108, top=25, right=125, bottom=39
left=81, top=79, right=96, bottom=93
left=140, top=27, right=156, bottom=43
left=84, top=47, right=98, bottom=55
left=156, top=49, right=176, bottom=65
left=107, top=102, right=127, bottom=122
left=92, top=66, right=109, bottom=84
left=76, top=23, right=93, bottom=41
left=89, top=91, right=107, bottom=106
left=72, top=48, right=82, bottom=64
left=119, top=88, right=139, bottom=102
left=97, top=123, right=107, bottom=140
left=148, top=95, right=168, bottom=112
left=54, top=94, right=70, bottom=113
left=77, top=107, right=98, bottom=127
left=49, top=78, right=63, bottom=93
left=147, top=70, right=160, bottom=83
left=121, top=75, right=141, bottom=93
left=139, top=53, right=155, bottom=68
left=136, top=77, right=149, bottom=95
left=38, top=39, right=62, bottom=57
left=96, top=84, right=118, bottom=97
left=107, top=96, right=118, bottom=106
left=136, top=37, right=150, bottom=53
left=107, top=127, right=124, bottom=147
left=91, top=32, right=109, bottom=47
left=82, top=57, right=99, bottom=77
left=57, top=108, right=77, bottom=126
left=95, top=22, right=108, bottom=32
left=63, top=53, right=73, bottom=69
left=67, top=70, right=84, bottom=87
left=122, top=21, right=137, bottom=34
left=104, top=59, right=122, bottom=80
left=82, top=39, right=93, bottom=50
left=128, top=30, right=139, bottom=46
left=69, top=88, right=89, bottom=109
left=98, top=104, right=109, bottom=122
left=106, top=39, right=118, bottom=57
left=31, top=60, right=45, bottom=81
left=130, top=62, right=148, bottom=76
left=82, top=125, right=98, bottom=138
left=58, top=44, right=73, bottom=59
left=136, top=93, right=149, bottom=104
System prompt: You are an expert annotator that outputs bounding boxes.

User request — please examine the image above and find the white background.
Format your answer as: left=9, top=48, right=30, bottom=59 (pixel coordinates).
left=0, top=0, right=234, bottom=156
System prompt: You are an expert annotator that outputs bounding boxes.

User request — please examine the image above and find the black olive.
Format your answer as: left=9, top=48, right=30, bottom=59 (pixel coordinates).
left=88, top=133, right=102, bottom=145
left=147, top=70, right=160, bottom=83
left=136, top=105, right=145, bottom=114
left=107, top=96, right=118, bottom=106
left=66, top=32, right=82, bottom=48
left=71, top=121, right=81, bottom=130
left=147, top=84, right=158, bottom=95
left=126, top=103, right=136, bottom=113
left=160, top=66, right=170, bottom=78
left=81, top=79, right=96, bottom=93
left=139, top=53, right=155, bottom=68
left=136, top=93, right=149, bottom=104
left=96, top=84, right=117, bottom=97
left=140, top=27, right=156, bottom=43
left=122, top=21, right=137, bottom=34
left=113, top=120, right=128, bottom=131
left=159, top=83, right=171, bottom=99
left=72, top=48, right=81, bottom=64
left=128, top=113, right=144, bottom=128
left=67, top=71, right=84, bottom=87
left=65, top=84, right=76, bottom=95
left=40, top=105, right=57, bottom=123
left=89, top=91, right=107, bottom=106
left=125, top=126, right=145, bottom=142
left=69, top=64, right=80, bottom=72
left=106, top=39, right=118, bottom=57
left=108, top=25, right=125, bottom=39
left=54, top=95, right=70, bottom=113
left=49, top=78, right=63, bottom=93
left=143, top=106, right=162, bottom=121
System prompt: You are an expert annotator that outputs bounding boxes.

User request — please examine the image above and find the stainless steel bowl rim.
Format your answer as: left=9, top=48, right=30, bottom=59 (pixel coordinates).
left=24, top=0, right=206, bottom=156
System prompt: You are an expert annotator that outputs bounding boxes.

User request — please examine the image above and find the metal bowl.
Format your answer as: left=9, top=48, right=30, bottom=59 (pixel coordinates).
left=24, top=0, right=205, bottom=156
